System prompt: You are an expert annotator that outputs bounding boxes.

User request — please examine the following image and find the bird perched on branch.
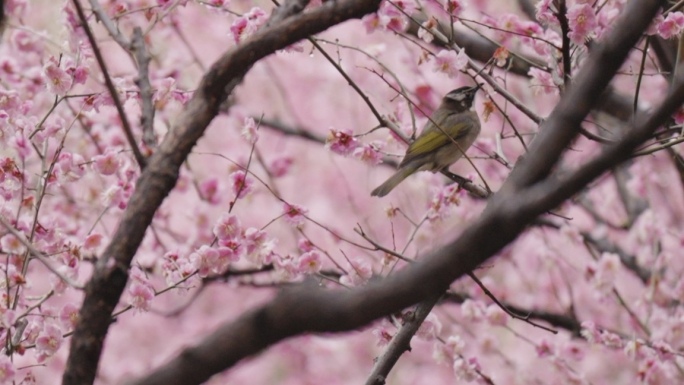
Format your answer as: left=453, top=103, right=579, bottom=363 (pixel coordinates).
left=371, top=85, right=482, bottom=197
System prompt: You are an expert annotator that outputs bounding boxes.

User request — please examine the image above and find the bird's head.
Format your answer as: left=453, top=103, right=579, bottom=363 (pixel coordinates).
left=442, top=84, right=481, bottom=112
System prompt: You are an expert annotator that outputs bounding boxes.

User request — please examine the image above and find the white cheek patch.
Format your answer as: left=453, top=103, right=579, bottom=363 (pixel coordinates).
left=448, top=93, right=466, bottom=102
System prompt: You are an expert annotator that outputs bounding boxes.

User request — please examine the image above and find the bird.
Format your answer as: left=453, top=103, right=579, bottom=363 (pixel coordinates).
left=371, top=85, right=482, bottom=197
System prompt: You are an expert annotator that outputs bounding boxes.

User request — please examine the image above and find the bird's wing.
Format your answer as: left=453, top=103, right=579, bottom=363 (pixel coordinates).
left=400, top=119, right=470, bottom=166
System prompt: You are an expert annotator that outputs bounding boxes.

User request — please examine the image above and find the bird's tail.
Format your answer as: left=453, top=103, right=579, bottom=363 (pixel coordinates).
left=371, top=166, right=417, bottom=197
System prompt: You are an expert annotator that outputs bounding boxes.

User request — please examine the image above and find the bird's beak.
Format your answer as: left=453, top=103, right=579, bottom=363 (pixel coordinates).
left=470, top=83, right=483, bottom=93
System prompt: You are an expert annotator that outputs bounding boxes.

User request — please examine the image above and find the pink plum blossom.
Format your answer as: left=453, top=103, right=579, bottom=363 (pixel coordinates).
left=43, top=60, right=72, bottom=96
left=92, top=151, right=121, bottom=176
left=199, top=177, right=221, bottom=205
left=0, top=233, right=25, bottom=254
left=418, top=18, right=437, bottom=43
left=10, top=133, right=31, bottom=159
left=567, top=4, right=597, bottom=44
left=0, top=355, right=15, bottom=383
left=244, top=227, right=274, bottom=265
left=325, top=128, right=359, bottom=156
left=674, top=108, right=684, bottom=124
left=213, top=213, right=242, bottom=240
left=83, top=233, right=103, bottom=250
left=297, top=238, right=314, bottom=252
left=191, top=245, right=230, bottom=277
left=433, top=49, right=461, bottom=78
left=529, top=67, right=558, bottom=94
left=416, top=313, right=442, bottom=340
left=297, top=250, right=322, bottom=274
left=101, top=185, right=127, bottom=209
left=241, top=117, right=259, bottom=144
left=283, top=202, right=308, bottom=227
left=54, top=152, right=86, bottom=183
left=58, top=303, right=80, bottom=330
left=230, top=170, right=253, bottom=199
left=153, top=77, right=187, bottom=109
left=50, top=266, right=77, bottom=294
left=433, top=335, right=466, bottom=363
left=353, top=141, right=384, bottom=165
left=12, top=29, right=41, bottom=53
left=444, top=0, right=463, bottom=17
left=128, top=282, right=154, bottom=312
left=362, top=1, right=411, bottom=33
left=269, top=157, right=293, bottom=177
left=229, top=7, right=267, bottom=44
left=339, top=259, right=372, bottom=286
left=371, top=321, right=394, bottom=347
left=485, top=305, right=508, bottom=326
left=361, top=13, right=382, bottom=33
left=460, top=299, right=486, bottom=321
left=35, top=324, right=63, bottom=362
left=453, top=357, right=480, bottom=382
left=657, top=12, right=684, bottom=39
left=535, top=339, right=555, bottom=357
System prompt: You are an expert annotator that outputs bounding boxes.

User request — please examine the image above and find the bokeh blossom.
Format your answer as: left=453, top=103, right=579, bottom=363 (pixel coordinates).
left=567, top=4, right=597, bottom=44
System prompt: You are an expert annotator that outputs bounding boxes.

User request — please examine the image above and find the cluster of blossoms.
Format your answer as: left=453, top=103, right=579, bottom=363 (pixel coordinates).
left=158, top=212, right=277, bottom=283
left=157, top=204, right=328, bottom=292
left=229, top=7, right=268, bottom=44
left=426, top=182, right=467, bottom=221
left=325, top=128, right=385, bottom=165
left=362, top=0, right=416, bottom=33
left=433, top=49, right=469, bottom=78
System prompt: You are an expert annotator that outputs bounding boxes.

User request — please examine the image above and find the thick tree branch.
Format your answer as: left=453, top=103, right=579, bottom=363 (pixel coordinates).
left=537, top=218, right=651, bottom=283
left=503, top=0, right=663, bottom=190
left=132, top=27, right=156, bottom=148
left=405, top=14, right=542, bottom=77
left=365, top=293, right=442, bottom=385
left=61, top=1, right=382, bottom=384
left=405, top=5, right=651, bottom=132
left=0, top=0, right=5, bottom=35
left=515, top=76, right=684, bottom=218
left=518, top=0, right=537, bottom=21
left=128, top=2, right=671, bottom=385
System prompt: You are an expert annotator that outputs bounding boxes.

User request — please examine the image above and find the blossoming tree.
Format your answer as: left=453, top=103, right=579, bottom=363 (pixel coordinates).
left=1, top=0, right=684, bottom=384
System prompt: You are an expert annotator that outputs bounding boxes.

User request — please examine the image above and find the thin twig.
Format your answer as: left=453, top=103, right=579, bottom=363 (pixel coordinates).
left=556, top=0, right=572, bottom=89
left=364, top=293, right=442, bottom=385
left=468, top=272, right=558, bottom=334
left=87, top=0, right=131, bottom=48
left=0, top=217, right=83, bottom=289
left=71, top=0, right=147, bottom=168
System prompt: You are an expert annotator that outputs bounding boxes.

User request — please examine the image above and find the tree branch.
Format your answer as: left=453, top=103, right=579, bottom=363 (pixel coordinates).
left=61, top=1, right=383, bottom=384
left=87, top=0, right=131, bottom=49
left=503, top=0, right=663, bottom=190
left=132, top=27, right=156, bottom=148
left=127, top=2, right=671, bottom=385
left=364, top=293, right=442, bottom=385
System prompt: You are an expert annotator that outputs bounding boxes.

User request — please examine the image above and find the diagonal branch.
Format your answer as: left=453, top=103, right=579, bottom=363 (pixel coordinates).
left=364, top=293, right=443, bottom=385
left=61, top=1, right=382, bottom=385
left=127, top=2, right=670, bottom=385
left=503, top=0, right=663, bottom=191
